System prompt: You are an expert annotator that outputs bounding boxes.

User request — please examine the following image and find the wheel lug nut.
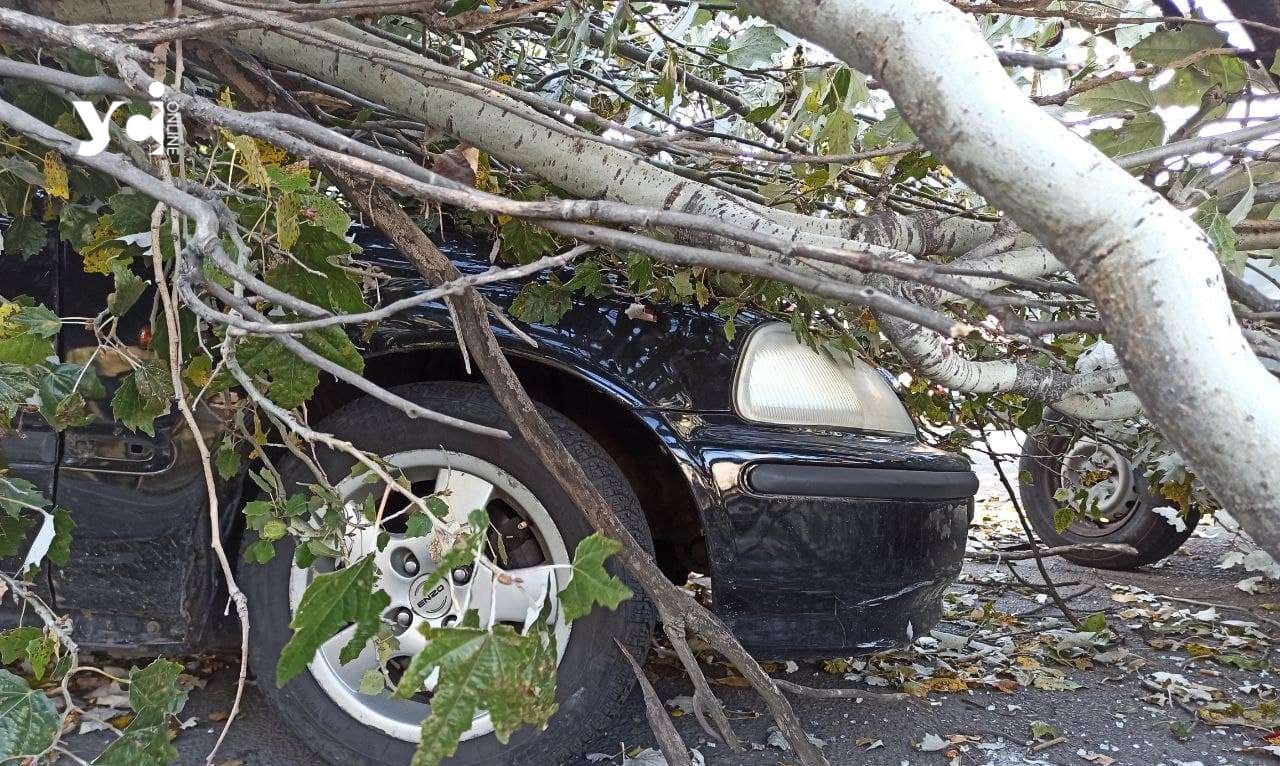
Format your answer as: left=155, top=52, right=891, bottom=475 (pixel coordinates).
left=391, top=607, right=413, bottom=628
left=392, top=549, right=420, bottom=577
left=451, top=566, right=471, bottom=585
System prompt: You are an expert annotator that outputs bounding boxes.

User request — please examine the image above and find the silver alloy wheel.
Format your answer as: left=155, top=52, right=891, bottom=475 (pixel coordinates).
left=288, top=449, right=572, bottom=743
left=1058, top=439, right=1139, bottom=529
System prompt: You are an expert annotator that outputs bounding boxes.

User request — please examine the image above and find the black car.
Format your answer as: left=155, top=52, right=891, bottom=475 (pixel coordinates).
left=0, top=226, right=978, bottom=765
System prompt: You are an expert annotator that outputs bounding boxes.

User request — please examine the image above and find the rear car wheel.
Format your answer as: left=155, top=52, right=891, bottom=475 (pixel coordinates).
left=1019, top=427, right=1198, bottom=569
left=241, top=382, right=654, bottom=766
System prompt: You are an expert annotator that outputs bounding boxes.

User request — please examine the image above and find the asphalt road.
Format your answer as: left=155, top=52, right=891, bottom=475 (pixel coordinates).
left=62, top=436, right=1278, bottom=766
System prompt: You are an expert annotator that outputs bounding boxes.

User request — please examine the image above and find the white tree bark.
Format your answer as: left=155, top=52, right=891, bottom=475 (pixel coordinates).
left=946, top=246, right=1065, bottom=295
left=745, top=0, right=1280, bottom=549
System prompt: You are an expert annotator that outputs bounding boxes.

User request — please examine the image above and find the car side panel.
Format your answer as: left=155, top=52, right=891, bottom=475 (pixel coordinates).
left=50, top=254, right=237, bottom=651
left=0, top=225, right=59, bottom=600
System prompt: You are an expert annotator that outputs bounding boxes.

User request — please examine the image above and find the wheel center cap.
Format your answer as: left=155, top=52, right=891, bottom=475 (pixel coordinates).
left=409, top=575, right=452, bottom=618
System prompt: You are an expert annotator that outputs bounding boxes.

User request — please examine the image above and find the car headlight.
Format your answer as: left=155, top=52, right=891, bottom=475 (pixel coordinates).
left=733, top=323, right=916, bottom=434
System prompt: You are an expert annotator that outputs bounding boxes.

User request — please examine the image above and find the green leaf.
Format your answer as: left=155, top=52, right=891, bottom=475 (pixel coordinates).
left=92, top=659, right=187, bottom=766
left=726, top=25, right=787, bottom=68
left=107, top=192, right=158, bottom=236
left=446, top=0, right=481, bottom=16
left=1218, top=653, right=1265, bottom=671
left=0, top=477, right=48, bottom=518
left=48, top=508, right=73, bottom=567
left=1053, top=507, right=1077, bottom=534
left=862, top=108, right=916, bottom=149
left=1090, top=112, right=1165, bottom=158
left=265, top=225, right=367, bottom=314
left=0, top=363, right=38, bottom=420
left=24, top=635, right=54, bottom=681
left=1015, top=401, right=1044, bottom=430
left=745, top=101, right=783, bottom=124
left=277, top=554, right=391, bottom=686
left=0, top=627, right=43, bottom=664
left=0, top=669, right=59, bottom=759
left=668, top=270, right=694, bottom=299
left=625, top=253, right=654, bottom=292
left=510, top=280, right=572, bottom=326
left=563, top=262, right=608, bottom=298
left=1029, top=720, right=1060, bottom=741
left=38, top=362, right=105, bottom=431
left=302, top=193, right=351, bottom=238
left=816, top=110, right=856, bottom=160
left=1199, top=54, right=1246, bottom=92
left=233, top=321, right=362, bottom=410
left=359, top=667, right=385, bottom=695
left=0, top=515, right=34, bottom=558
left=654, top=54, right=678, bottom=111
left=425, top=495, right=450, bottom=520
left=557, top=533, right=632, bottom=623
left=127, top=658, right=187, bottom=717
left=300, top=325, right=364, bottom=375
left=405, top=511, right=433, bottom=539
left=1075, top=80, right=1156, bottom=114
left=395, top=622, right=557, bottom=766
left=107, top=260, right=147, bottom=317
left=6, top=83, right=68, bottom=125
left=1195, top=201, right=1243, bottom=275
left=0, top=333, right=53, bottom=366
left=10, top=305, right=60, bottom=339
left=2, top=216, right=47, bottom=259
left=234, top=336, right=317, bottom=410
left=1081, top=612, right=1107, bottom=633
left=261, top=519, right=287, bottom=542
left=215, top=440, right=242, bottom=481
left=244, top=538, right=276, bottom=564
left=1129, top=26, right=1225, bottom=66
left=59, top=204, right=99, bottom=249
left=111, top=361, right=174, bottom=437
left=265, top=164, right=312, bottom=193
left=498, top=218, right=556, bottom=265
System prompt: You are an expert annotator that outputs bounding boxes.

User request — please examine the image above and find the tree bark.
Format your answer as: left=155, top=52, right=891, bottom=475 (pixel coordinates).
left=24, top=0, right=1143, bottom=418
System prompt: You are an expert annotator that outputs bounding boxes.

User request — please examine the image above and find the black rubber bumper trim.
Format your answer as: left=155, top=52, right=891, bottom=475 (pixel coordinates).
left=747, top=463, right=979, bottom=500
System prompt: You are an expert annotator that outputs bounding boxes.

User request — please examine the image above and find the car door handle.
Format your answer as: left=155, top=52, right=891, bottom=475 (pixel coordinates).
left=65, top=433, right=168, bottom=472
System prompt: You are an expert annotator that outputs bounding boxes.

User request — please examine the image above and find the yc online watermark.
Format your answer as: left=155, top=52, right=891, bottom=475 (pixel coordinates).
left=72, top=82, right=181, bottom=158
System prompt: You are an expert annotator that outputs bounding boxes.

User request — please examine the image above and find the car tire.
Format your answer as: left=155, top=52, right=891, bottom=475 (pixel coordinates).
left=1019, top=427, right=1198, bottom=570
left=240, top=381, right=655, bottom=766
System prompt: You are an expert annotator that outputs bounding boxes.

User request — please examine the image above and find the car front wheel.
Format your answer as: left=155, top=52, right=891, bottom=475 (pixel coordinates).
left=241, top=382, right=654, bottom=766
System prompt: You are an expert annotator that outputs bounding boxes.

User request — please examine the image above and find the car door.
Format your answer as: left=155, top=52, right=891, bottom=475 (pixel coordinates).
left=0, top=220, right=59, bottom=596
left=51, top=249, right=238, bottom=650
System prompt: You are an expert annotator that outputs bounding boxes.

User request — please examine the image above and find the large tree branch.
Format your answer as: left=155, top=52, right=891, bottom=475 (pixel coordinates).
left=7, top=4, right=1141, bottom=417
